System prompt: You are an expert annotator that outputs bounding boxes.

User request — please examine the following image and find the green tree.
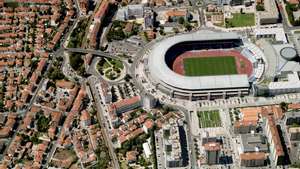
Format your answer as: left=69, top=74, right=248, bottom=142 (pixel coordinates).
left=69, top=53, right=83, bottom=71
left=280, top=102, right=288, bottom=111
left=37, top=115, right=50, bottom=132
left=178, top=17, right=185, bottom=24
left=184, top=22, right=192, bottom=31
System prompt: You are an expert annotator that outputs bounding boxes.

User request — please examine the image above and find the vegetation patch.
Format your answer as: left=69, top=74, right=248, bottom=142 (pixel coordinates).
left=197, top=110, right=222, bottom=128
left=93, top=141, right=111, bottom=169
left=97, top=58, right=124, bottom=81
left=47, top=56, right=65, bottom=81
left=68, top=18, right=89, bottom=48
left=36, top=114, right=50, bottom=133
left=107, top=20, right=140, bottom=42
left=69, top=53, right=86, bottom=76
left=286, top=3, right=300, bottom=26
left=225, top=13, right=255, bottom=27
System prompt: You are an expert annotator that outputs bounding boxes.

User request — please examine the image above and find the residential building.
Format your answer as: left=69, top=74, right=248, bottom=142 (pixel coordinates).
left=142, top=94, right=157, bottom=110
left=143, top=142, right=152, bottom=158
left=116, top=4, right=144, bottom=21
left=126, top=151, right=138, bottom=164
left=109, top=96, right=142, bottom=115
left=203, top=142, right=221, bottom=165
left=240, top=152, right=267, bottom=167
left=258, top=0, right=279, bottom=24
left=241, top=133, right=268, bottom=153
left=144, top=8, right=155, bottom=29
left=265, top=116, right=284, bottom=165
left=164, top=9, right=188, bottom=22
left=162, top=121, right=189, bottom=168
left=268, top=72, right=300, bottom=96
left=234, top=120, right=257, bottom=134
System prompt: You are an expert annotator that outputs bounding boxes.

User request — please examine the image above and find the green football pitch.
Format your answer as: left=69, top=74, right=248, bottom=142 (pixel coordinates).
left=183, top=56, right=238, bottom=76
left=197, top=110, right=222, bottom=128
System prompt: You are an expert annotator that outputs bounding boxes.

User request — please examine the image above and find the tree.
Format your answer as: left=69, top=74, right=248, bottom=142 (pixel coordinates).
left=159, top=26, right=165, bottom=35
left=0, top=100, right=4, bottom=110
left=173, top=27, right=179, bottom=33
left=31, top=133, right=42, bottom=144
left=184, top=22, right=192, bottom=31
left=124, top=74, right=132, bottom=82
left=280, top=102, right=288, bottom=111
left=37, top=115, right=50, bottom=132
left=69, top=53, right=83, bottom=71
left=47, top=67, right=65, bottom=80
left=178, top=17, right=185, bottom=24
left=256, top=4, right=265, bottom=11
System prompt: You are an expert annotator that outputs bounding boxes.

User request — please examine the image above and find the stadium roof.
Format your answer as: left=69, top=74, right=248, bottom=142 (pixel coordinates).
left=148, top=31, right=250, bottom=90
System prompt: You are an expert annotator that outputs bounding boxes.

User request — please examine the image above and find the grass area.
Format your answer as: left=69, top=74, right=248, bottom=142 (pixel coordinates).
left=97, top=58, right=124, bottom=80
left=107, top=20, right=140, bottom=42
left=197, top=110, right=222, bottom=128
left=69, top=53, right=86, bottom=77
left=183, top=56, right=237, bottom=76
left=286, top=3, right=300, bottom=26
left=68, top=18, right=89, bottom=48
left=226, top=13, right=255, bottom=27
left=4, top=2, right=20, bottom=8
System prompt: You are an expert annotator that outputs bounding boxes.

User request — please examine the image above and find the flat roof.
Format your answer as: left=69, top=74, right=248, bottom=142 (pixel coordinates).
left=148, top=31, right=250, bottom=90
left=269, top=72, right=300, bottom=89
left=241, top=134, right=268, bottom=153
left=258, top=0, right=279, bottom=20
left=254, top=27, right=287, bottom=43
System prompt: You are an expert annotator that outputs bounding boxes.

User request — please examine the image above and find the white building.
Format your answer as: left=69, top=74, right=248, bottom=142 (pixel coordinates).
left=269, top=72, right=300, bottom=95
left=254, top=27, right=287, bottom=43
left=142, top=94, right=157, bottom=110
left=143, top=142, right=152, bottom=158
left=258, top=0, right=279, bottom=24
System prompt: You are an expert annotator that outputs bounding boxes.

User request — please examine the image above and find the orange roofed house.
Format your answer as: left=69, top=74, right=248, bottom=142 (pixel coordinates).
left=165, top=9, right=188, bottom=22
left=240, top=152, right=267, bottom=167
left=234, top=107, right=262, bottom=134
left=203, top=142, right=221, bottom=165
left=109, top=96, right=142, bottom=115
left=265, top=116, right=284, bottom=165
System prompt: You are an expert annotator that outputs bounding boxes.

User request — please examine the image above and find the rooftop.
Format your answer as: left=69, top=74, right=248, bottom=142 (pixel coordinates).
left=240, top=152, right=267, bottom=160
left=241, top=134, right=268, bottom=153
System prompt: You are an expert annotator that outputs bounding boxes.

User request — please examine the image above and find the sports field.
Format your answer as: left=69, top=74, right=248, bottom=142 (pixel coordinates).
left=183, top=56, right=237, bottom=76
left=226, top=13, right=255, bottom=27
left=197, top=110, right=222, bottom=128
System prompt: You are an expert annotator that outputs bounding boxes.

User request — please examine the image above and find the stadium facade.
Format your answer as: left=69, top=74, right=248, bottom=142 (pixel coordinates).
left=147, top=30, right=265, bottom=100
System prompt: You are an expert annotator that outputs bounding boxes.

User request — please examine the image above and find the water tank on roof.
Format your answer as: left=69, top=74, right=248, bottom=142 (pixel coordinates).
left=280, top=47, right=298, bottom=61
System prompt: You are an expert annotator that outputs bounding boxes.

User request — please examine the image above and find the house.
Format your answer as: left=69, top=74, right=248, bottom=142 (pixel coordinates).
left=126, top=151, right=138, bottom=164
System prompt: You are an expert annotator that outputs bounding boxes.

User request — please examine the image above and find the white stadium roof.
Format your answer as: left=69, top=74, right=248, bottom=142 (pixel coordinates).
left=148, top=31, right=250, bottom=90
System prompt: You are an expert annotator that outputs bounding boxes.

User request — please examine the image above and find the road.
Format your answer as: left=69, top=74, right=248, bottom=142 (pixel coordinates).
left=129, top=33, right=199, bottom=169
left=58, top=49, right=121, bottom=168
left=65, top=47, right=116, bottom=58
left=87, top=76, right=120, bottom=169
left=62, top=47, right=121, bottom=168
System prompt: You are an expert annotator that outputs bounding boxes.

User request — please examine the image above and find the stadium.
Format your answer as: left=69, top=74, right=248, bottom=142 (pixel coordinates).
left=147, top=30, right=265, bottom=100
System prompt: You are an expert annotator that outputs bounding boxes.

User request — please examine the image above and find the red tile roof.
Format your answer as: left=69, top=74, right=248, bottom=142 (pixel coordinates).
left=110, top=96, right=141, bottom=111
left=203, top=142, right=221, bottom=151
left=240, top=152, right=266, bottom=160
left=144, top=119, right=154, bottom=129
left=266, top=116, right=284, bottom=157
